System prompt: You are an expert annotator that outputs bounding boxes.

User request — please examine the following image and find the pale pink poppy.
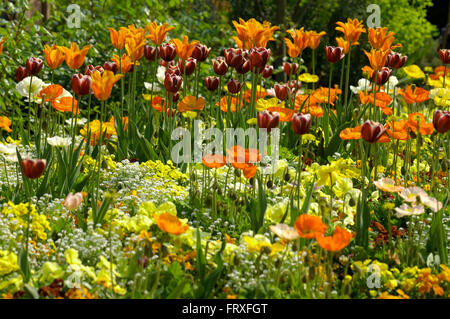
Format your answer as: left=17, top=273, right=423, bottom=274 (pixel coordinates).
left=64, top=192, right=83, bottom=211
left=270, top=223, right=300, bottom=241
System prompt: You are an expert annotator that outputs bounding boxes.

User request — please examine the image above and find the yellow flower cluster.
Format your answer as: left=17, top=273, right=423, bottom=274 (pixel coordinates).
left=140, top=160, right=188, bottom=181
left=0, top=250, right=19, bottom=276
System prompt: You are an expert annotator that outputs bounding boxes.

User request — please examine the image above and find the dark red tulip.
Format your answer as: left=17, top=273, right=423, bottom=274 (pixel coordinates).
left=178, top=58, right=197, bottom=76
left=21, top=159, right=46, bottom=179
left=289, top=80, right=302, bottom=91
left=26, top=57, right=43, bottom=76
left=283, top=62, right=299, bottom=76
left=103, top=61, right=119, bottom=74
left=386, top=51, right=407, bottom=69
left=85, top=65, right=104, bottom=76
left=167, top=64, right=181, bottom=76
left=274, top=83, right=291, bottom=101
left=249, top=47, right=270, bottom=71
left=212, top=57, right=228, bottom=76
left=361, top=120, right=386, bottom=143
left=171, top=91, right=180, bottom=102
left=376, top=67, right=392, bottom=85
left=204, top=76, right=219, bottom=91
left=159, top=43, right=176, bottom=62
left=439, top=49, right=450, bottom=65
left=433, top=110, right=450, bottom=134
left=191, top=44, right=210, bottom=62
left=235, top=59, right=251, bottom=74
left=324, top=46, right=345, bottom=64
left=261, top=65, right=273, bottom=79
left=227, top=79, right=243, bottom=94
left=159, top=60, right=175, bottom=68
left=224, top=48, right=244, bottom=68
left=72, top=74, right=92, bottom=96
left=257, top=110, right=280, bottom=133
left=292, top=113, right=312, bottom=135
left=164, top=73, right=183, bottom=93
left=16, top=66, right=30, bottom=82
left=144, top=45, right=158, bottom=61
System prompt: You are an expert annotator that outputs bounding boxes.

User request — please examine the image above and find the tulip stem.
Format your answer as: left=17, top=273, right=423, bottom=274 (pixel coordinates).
left=296, top=136, right=303, bottom=209
left=343, top=46, right=351, bottom=111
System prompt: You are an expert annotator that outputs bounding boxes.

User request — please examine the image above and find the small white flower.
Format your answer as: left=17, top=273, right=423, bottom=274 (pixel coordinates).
left=144, top=82, right=161, bottom=93
left=16, top=76, right=45, bottom=101
left=65, top=117, right=88, bottom=126
left=350, top=78, right=372, bottom=94
left=156, top=65, right=166, bottom=84
left=0, top=143, right=17, bottom=155
left=47, top=136, right=72, bottom=148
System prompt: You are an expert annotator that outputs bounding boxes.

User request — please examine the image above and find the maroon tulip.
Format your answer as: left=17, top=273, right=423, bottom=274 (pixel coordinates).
left=249, top=47, right=270, bottom=71
left=289, top=79, right=302, bottom=91
left=235, top=59, right=251, bottom=74
left=164, top=73, right=183, bottom=93
left=16, top=66, right=30, bottom=82
left=224, top=48, right=244, bottom=68
left=103, top=61, right=119, bottom=74
left=25, top=57, right=43, bottom=76
left=144, top=45, right=158, bottom=61
left=178, top=58, right=197, bottom=76
left=283, top=62, right=299, bottom=76
left=167, top=63, right=181, bottom=76
left=85, top=65, right=104, bottom=76
left=227, top=79, right=243, bottom=94
left=292, top=113, right=312, bottom=135
left=376, top=67, right=392, bottom=85
left=386, top=51, right=407, bottom=69
left=191, top=44, right=210, bottom=62
left=361, top=120, right=386, bottom=143
left=171, top=91, right=180, bottom=102
left=433, top=110, right=450, bottom=134
left=212, top=57, right=228, bottom=76
left=274, top=83, right=291, bottom=101
left=257, top=110, right=280, bottom=133
left=159, top=43, right=176, bottom=62
left=21, top=159, right=46, bottom=179
left=325, top=46, right=345, bottom=64
left=261, top=65, right=273, bottom=79
left=439, top=49, right=450, bottom=65
left=72, top=74, right=92, bottom=96
left=204, top=76, right=219, bottom=91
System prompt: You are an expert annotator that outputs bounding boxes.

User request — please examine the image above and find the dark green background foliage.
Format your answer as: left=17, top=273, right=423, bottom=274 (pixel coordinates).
left=0, top=0, right=442, bottom=114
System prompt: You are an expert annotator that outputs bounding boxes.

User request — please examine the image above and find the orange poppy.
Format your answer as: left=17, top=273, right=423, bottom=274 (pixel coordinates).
left=43, top=44, right=65, bottom=69
left=400, top=85, right=429, bottom=104
left=177, top=95, right=205, bottom=113
left=312, top=86, right=342, bottom=105
left=335, top=18, right=366, bottom=46
left=265, top=106, right=294, bottom=122
left=359, top=91, right=392, bottom=109
left=407, top=113, right=434, bottom=135
left=0, top=116, right=12, bottom=132
left=109, top=116, right=129, bottom=131
left=38, top=84, right=64, bottom=102
left=316, top=226, right=352, bottom=252
left=294, top=214, right=328, bottom=239
left=429, top=66, right=450, bottom=80
left=302, top=104, right=324, bottom=118
left=146, top=22, right=175, bottom=46
left=171, top=36, right=199, bottom=61
left=202, top=154, right=227, bottom=169
left=59, top=42, right=92, bottom=70
left=386, top=120, right=410, bottom=140
left=216, top=96, right=243, bottom=112
left=151, top=96, right=166, bottom=112
left=284, top=27, right=309, bottom=58
left=294, top=94, right=320, bottom=110
left=0, top=37, right=5, bottom=55
left=368, top=27, right=401, bottom=51
left=154, top=213, right=189, bottom=235
left=108, top=27, right=129, bottom=50
left=336, top=37, right=350, bottom=54
left=362, top=65, right=374, bottom=79
left=226, top=146, right=261, bottom=169
left=340, top=126, right=362, bottom=140
left=242, top=163, right=257, bottom=179
left=91, top=70, right=124, bottom=101
left=306, top=30, right=326, bottom=50
left=52, top=97, right=79, bottom=114
left=232, top=18, right=279, bottom=50
left=244, top=88, right=267, bottom=103
left=364, top=48, right=390, bottom=71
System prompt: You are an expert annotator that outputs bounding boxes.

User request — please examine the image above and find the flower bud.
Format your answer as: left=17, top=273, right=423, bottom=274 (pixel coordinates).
left=324, top=46, right=345, bottom=64
left=386, top=51, right=407, bottom=69
left=71, top=74, right=92, bottom=96
left=361, top=120, right=386, bottom=143
left=144, top=45, right=158, bottom=62
left=227, top=78, right=243, bottom=94
left=433, top=110, right=450, bottom=134
left=103, top=61, right=119, bottom=74
left=249, top=47, right=270, bottom=71
left=178, top=57, right=197, bottom=76
left=26, top=57, right=43, bottom=76
left=292, top=113, right=312, bottom=135
left=261, top=65, right=273, bottom=79
left=235, top=59, right=251, bottom=74
left=212, top=57, right=228, bottom=76
left=439, top=49, right=450, bottom=65
left=257, top=110, right=280, bottom=133
left=204, top=76, right=219, bottom=91
left=274, top=83, right=291, bottom=101
left=191, top=44, right=210, bottom=62
left=85, top=64, right=104, bottom=76
left=376, top=67, right=392, bottom=85
left=16, top=66, right=30, bottom=82
left=64, top=192, right=83, bottom=211
left=159, top=43, right=176, bottom=62
left=283, top=62, right=299, bottom=76
left=171, top=91, right=180, bottom=102
left=21, top=159, right=46, bottom=179
left=224, top=48, right=244, bottom=68
left=164, top=73, right=183, bottom=93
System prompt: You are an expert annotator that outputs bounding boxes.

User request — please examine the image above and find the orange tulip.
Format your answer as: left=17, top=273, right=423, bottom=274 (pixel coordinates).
left=400, top=85, right=429, bottom=104
left=368, top=27, right=402, bottom=51
left=316, top=226, right=352, bottom=252
left=0, top=116, right=12, bottom=132
left=294, top=214, right=328, bottom=239
left=154, top=213, right=189, bottom=235
left=335, top=37, right=350, bottom=54
left=112, top=54, right=136, bottom=73
left=52, top=97, right=79, bottom=114
left=59, top=43, right=92, bottom=69
left=340, top=126, right=362, bottom=140
left=364, top=48, right=390, bottom=71
left=146, top=22, right=175, bottom=46
left=170, top=36, right=200, bottom=61
left=0, top=37, right=5, bottom=55
left=108, top=27, right=129, bottom=50
left=265, top=106, right=294, bottom=122
left=91, top=70, right=124, bottom=100
left=284, top=28, right=309, bottom=58
left=125, top=32, right=146, bottom=62
left=43, top=44, right=65, bottom=69
left=306, top=30, right=326, bottom=49
left=336, top=18, right=366, bottom=45
left=177, top=95, right=205, bottom=113
left=202, top=154, right=227, bottom=169
left=232, top=18, right=279, bottom=50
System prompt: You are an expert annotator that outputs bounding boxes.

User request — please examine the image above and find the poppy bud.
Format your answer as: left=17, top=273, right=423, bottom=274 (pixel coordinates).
left=171, top=91, right=180, bottom=102
left=439, top=49, right=450, bottom=65
left=249, top=47, right=270, bottom=71
left=433, top=110, right=450, bottom=134
left=26, top=57, right=43, bottom=76
left=144, top=45, right=158, bottom=61
left=64, top=192, right=83, bottom=211
left=204, top=76, right=219, bottom=91
left=16, top=66, right=30, bottom=82
left=292, top=113, right=311, bottom=135
left=103, top=61, right=119, bottom=74
left=191, top=44, right=210, bottom=62
left=376, top=67, right=392, bottom=85
left=72, top=74, right=92, bottom=96
left=164, top=73, right=183, bottom=93
left=21, top=159, right=46, bottom=179
left=283, top=62, right=299, bottom=76
left=274, top=83, right=291, bottom=101
left=212, top=57, right=228, bottom=76
left=386, top=51, right=407, bottom=69
left=324, top=46, right=345, bottom=64
left=159, top=43, right=176, bottom=62
left=361, top=120, right=386, bottom=143
left=224, top=48, right=244, bottom=68
left=178, top=58, right=197, bottom=76
left=261, top=65, right=273, bottom=79
left=85, top=65, right=104, bottom=76
left=257, top=110, right=280, bottom=133
left=227, top=78, right=243, bottom=94
left=235, top=59, right=251, bottom=74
